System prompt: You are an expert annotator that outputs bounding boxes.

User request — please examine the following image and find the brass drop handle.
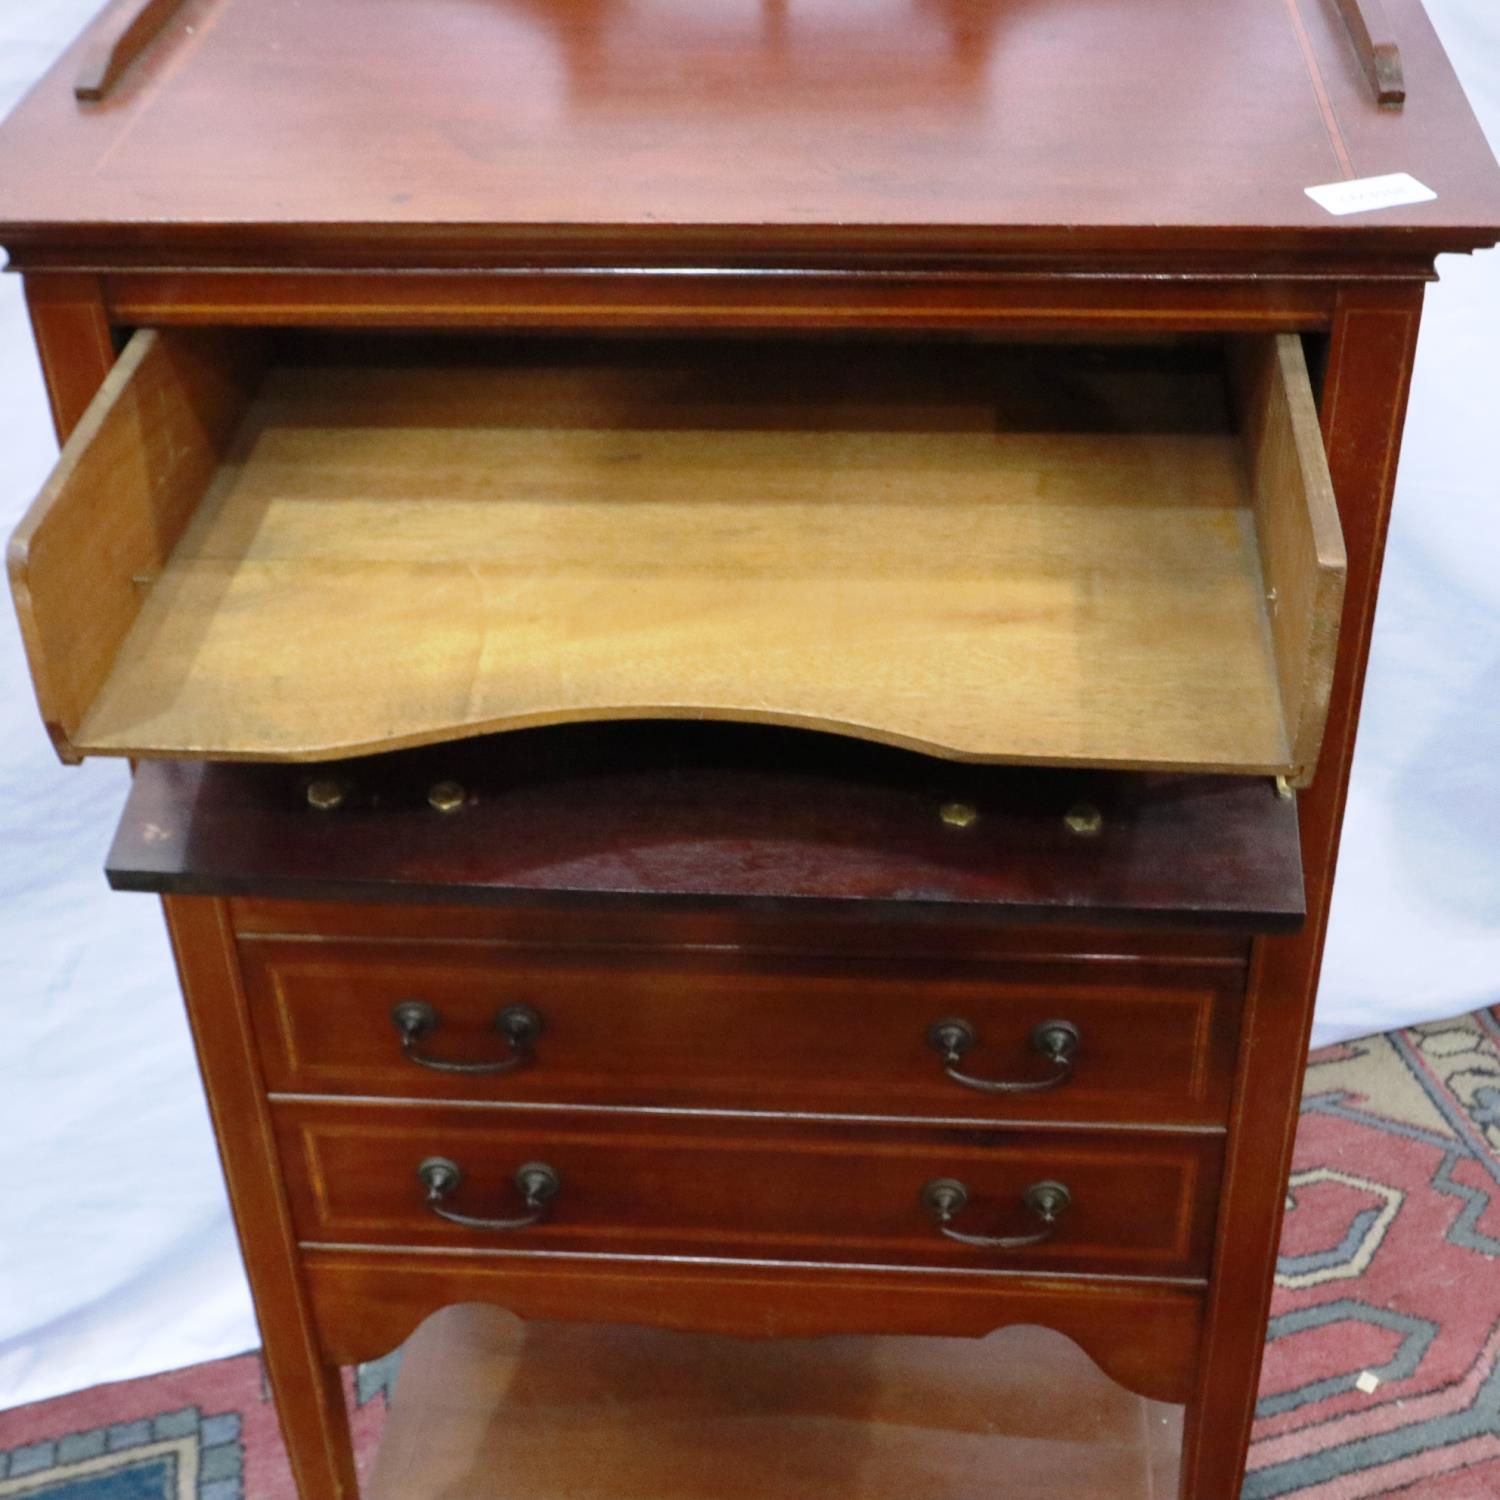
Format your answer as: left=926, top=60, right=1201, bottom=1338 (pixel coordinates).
left=392, top=1000, right=543, bottom=1075
left=922, top=1178, right=1072, bottom=1249
left=418, top=1157, right=561, bottom=1231
left=926, top=1018, right=1080, bottom=1093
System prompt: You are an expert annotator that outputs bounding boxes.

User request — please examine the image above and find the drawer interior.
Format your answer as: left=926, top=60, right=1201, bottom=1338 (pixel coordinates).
left=11, top=331, right=1342, bottom=778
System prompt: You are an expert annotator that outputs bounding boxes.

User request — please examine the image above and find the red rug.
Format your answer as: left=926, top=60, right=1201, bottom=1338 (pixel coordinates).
left=3, top=1007, right=1497, bottom=1499
left=1246, top=1006, right=1500, bottom=1498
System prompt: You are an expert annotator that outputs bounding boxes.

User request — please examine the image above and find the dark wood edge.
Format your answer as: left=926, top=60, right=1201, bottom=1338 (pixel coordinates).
left=75, top=0, right=191, bottom=104
left=1328, top=0, right=1406, bottom=106
left=0, top=225, right=1487, bottom=275
left=105, top=866, right=1306, bottom=935
left=226, top=894, right=1252, bottom=963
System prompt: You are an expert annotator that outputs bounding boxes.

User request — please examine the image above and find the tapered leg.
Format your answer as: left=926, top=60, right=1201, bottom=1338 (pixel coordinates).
left=1179, top=289, right=1426, bottom=1498
left=164, top=895, right=361, bottom=1500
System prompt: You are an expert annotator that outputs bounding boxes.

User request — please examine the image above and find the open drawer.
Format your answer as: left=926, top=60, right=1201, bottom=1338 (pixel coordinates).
left=9, top=331, right=1344, bottom=780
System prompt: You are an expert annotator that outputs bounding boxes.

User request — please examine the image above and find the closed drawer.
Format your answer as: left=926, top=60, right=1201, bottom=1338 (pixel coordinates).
left=274, top=1101, right=1221, bottom=1279
left=244, top=939, right=1241, bottom=1125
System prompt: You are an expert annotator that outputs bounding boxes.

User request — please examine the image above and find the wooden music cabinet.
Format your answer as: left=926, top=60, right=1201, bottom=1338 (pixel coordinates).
left=4, top=0, right=1498, bottom=1494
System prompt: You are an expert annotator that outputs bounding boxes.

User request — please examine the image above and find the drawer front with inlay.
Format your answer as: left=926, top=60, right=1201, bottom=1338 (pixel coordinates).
left=244, top=939, right=1241, bottom=1125
left=274, top=1101, right=1221, bottom=1279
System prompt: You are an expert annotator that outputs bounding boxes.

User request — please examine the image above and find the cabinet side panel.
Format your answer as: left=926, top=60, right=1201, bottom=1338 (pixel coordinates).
left=1180, top=286, right=1424, bottom=1500
left=162, top=894, right=359, bottom=1500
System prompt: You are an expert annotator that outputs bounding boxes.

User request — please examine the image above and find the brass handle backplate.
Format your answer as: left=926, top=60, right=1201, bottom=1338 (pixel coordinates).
left=392, top=1000, right=543, bottom=1075
left=922, top=1178, right=1072, bottom=1250
left=926, top=1018, right=1080, bottom=1093
left=417, top=1157, right=561, bottom=1231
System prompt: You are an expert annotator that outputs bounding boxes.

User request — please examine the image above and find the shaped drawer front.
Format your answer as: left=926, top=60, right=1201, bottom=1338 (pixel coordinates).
left=274, top=1101, right=1221, bottom=1280
left=243, top=939, right=1241, bottom=1126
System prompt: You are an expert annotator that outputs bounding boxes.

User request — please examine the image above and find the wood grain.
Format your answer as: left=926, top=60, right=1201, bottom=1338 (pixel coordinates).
left=273, top=1099, right=1221, bottom=1279
left=1179, top=291, right=1425, bottom=1497
left=1232, top=334, right=1348, bottom=785
left=24, top=333, right=1341, bottom=775
left=303, top=1251, right=1204, bottom=1406
left=7, top=328, right=264, bottom=760
left=4, top=8, right=1485, bottom=1498
left=244, top=938, right=1242, bottom=1126
left=161, top=895, right=359, bottom=1500
left=100, top=269, right=1345, bottom=332
left=366, top=1304, right=1178, bottom=1500
left=225, top=895, right=1252, bottom=962
left=23, top=274, right=116, bottom=443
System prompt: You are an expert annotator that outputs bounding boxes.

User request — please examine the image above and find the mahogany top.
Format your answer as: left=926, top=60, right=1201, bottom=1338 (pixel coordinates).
left=106, top=724, right=1305, bottom=930
left=0, top=0, right=1497, bottom=269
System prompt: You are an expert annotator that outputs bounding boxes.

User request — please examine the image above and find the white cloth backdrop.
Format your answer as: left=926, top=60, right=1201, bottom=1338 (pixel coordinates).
left=1, top=0, right=1497, bottom=1411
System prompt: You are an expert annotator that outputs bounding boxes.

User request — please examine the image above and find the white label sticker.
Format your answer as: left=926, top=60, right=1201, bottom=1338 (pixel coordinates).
left=1305, top=172, right=1437, bottom=216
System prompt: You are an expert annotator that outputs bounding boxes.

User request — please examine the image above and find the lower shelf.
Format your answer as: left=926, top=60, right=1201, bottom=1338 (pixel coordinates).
left=367, top=1305, right=1182, bottom=1500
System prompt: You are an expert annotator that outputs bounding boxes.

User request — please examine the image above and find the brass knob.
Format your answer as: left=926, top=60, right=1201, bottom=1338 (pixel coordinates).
left=1063, top=802, right=1102, bottom=837
left=305, top=778, right=346, bottom=812
left=428, top=780, right=466, bottom=814
left=940, top=801, right=978, bottom=830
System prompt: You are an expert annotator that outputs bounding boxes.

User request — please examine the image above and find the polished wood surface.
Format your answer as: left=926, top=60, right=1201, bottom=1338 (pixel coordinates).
left=0, top=0, right=1496, bottom=269
left=227, top=896, right=1251, bottom=962
left=243, top=938, right=1241, bottom=1125
left=1179, top=286, right=1427, bottom=1498
left=19, top=332, right=1336, bottom=776
left=305, top=1254, right=1205, bottom=1405
left=98, top=269, right=1351, bottom=332
left=161, top=895, right=359, bottom=1500
left=23, top=275, right=117, bottom=441
left=366, top=1306, right=1181, bottom=1500
left=106, top=724, right=1306, bottom=931
left=274, top=1099, right=1220, bottom=1278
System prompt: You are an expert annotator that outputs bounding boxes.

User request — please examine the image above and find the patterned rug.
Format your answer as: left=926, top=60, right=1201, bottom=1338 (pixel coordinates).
left=0, top=1353, right=399, bottom=1500
left=2, top=1009, right=1497, bottom=1499
left=1247, top=1006, right=1500, bottom=1498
